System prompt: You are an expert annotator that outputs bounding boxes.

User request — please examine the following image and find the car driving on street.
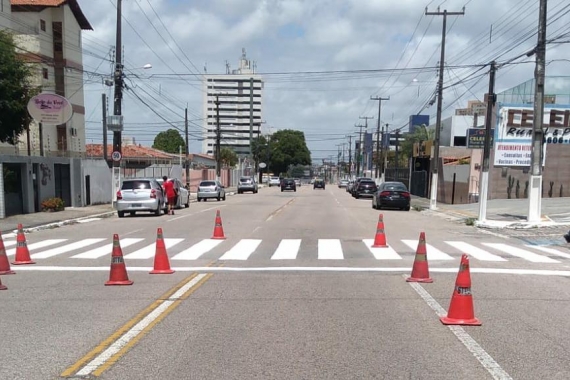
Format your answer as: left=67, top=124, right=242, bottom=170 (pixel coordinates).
left=372, top=181, right=411, bottom=211
left=197, top=180, right=226, bottom=202
left=237, top=176, right=258, bottom=194
left=116, top=178, right=165, bottom=218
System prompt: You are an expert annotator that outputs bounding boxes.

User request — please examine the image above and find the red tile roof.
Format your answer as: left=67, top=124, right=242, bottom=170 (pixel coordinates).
left=86, top=144, right=174, bottom=160
left=11, top=0, right=93, bottom=30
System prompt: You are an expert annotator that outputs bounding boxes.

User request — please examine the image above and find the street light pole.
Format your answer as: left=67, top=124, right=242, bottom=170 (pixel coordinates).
left=110, top=0, right=123, bottom=209
left=371, top=96, right=389, bottom=179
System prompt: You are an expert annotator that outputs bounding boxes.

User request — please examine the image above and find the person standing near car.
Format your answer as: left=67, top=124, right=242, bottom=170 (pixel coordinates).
left=162, top=176, right=177, bottom=215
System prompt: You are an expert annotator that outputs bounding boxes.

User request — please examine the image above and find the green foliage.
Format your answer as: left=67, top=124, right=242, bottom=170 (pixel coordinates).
left=400, top=126, right=434, bottom=160
left=152, top=129, right=185, bottom=153
left=41, top=197, right=65, bottom=212
left=289, top=164, right=307, bottom=178
left=251, top=135, right=269, bottom=166
left=268, top=129, right=311, bottom=175
left=0, top=30, right=37, bottom=144
left=220, top=147, right=238, bottom=168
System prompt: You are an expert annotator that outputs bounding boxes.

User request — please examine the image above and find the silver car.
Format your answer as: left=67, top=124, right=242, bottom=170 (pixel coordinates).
left=116, top=178, right=165, bottom=218
left=157, top=178, right=190, bottom=209
left=197, top=180, right=226, bottom=202
left=237, top=177, right=258, bottom=194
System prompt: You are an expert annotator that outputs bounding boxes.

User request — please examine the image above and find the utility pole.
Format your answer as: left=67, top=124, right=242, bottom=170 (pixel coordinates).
left=215, top=95, right=222, bottom=181
left=395, top=130, right=400, bottom=174
left=185, top=107, right=189, bottom=188
left=348, top=135, right=353, bottom=178
left=371, top=96, right=389, bottom=179
left=383, top=124, right=389, bottom=176
left=102, top=93, right=107, bottom=161
left=528, top=0, right=547, bottom=223
left=355, top=124, right=366, bottom=177
left=478, top=61, right=497, bottom=223
left=359, top=116, right=374, bottom=176
left=426, top=6, right=465, bottom=210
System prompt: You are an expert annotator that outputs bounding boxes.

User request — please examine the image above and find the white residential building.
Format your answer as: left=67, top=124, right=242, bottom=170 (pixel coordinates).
left=202, top=49, right=263, bottom=158
left=0, top=0, right=11, bottom=29
left=3, top=0, right=92, bottom=157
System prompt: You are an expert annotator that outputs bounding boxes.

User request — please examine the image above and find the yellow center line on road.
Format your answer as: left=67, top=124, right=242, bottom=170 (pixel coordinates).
left=266, top=198, right=296, bottom=222
left=60, top=263, right=217, bottom=378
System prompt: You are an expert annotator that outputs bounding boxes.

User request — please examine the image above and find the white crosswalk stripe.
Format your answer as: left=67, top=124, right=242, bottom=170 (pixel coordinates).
left=72, top=238, right=145, bottom=259
left=445, top=241, right=507, bottom=262
left=401, top=240, right=454, bottom=260
left=6, top=239, right=67, bottom=257
left=362, top=239, right=401, bottom=260
left=31, top=239, right=106, bottom=259
left=271, top=239, right=301, bottom=260
left=123, top=238, right=184, bottom=259
left=525, top=245, right=570, bottom=260
left=483, top=243, right=561, bottom=263
left=318, top=239, right=343, bottom=260
left=171, top=239, right=224, bottom=261
left=219, top=239, right=262, bottom=260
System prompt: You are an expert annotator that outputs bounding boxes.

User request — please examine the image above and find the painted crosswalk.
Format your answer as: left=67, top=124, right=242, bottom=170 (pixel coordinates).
left=2, top=236, right=570, bottom=265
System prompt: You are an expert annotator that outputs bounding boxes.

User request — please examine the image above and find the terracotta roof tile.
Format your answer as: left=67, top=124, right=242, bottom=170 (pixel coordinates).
left=11, top=0, right=93, bottom=30
left=86, top=144, right=174, bottom=160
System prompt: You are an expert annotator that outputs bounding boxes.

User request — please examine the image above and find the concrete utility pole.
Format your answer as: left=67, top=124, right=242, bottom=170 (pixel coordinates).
left=371, top=96, right=390, bottom=179
left=184, top=107, right=189, bottom=188
left=102, top=93, right=107, bottom=161
left=383, top=123, right=389, bottom=176
left=426, top=6, right=465, bottom=210
left=528, top=0, right=547, bottom=223
left=478, top=61, right=497, bottom=223
left=355, top=124, right=366, bottom=177
left=359, top=116, right=374, bottom=176
left=215, top=95, right=222, bottom=181
left=347, top=135, right=353, bottom=178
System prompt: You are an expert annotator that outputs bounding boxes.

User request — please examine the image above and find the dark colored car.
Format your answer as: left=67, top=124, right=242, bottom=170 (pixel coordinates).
left=350, top=177, right=374, bottom=197
left=372, top=181, right=411, bottom=211
left=281, top=178, right=297, bottom=192
left=354, top=180, right=377, bottom=199
left=313, top=179, right=325, bottom=190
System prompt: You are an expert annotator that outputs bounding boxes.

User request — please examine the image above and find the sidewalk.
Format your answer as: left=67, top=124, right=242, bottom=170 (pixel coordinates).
left=0, top=186, right=240, bottom=237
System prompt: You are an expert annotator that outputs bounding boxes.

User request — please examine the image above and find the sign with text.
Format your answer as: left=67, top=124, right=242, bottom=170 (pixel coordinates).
left=27, top=93, right=73, bottom=125
left=493, top=105, right=570, bottom=166
left=467, top=128, right=494, bottom=149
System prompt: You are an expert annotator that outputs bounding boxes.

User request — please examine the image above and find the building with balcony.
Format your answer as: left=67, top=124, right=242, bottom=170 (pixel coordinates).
left=4, top=0, right=92, bottom=157
left=202, top=48, right=263, bottom=158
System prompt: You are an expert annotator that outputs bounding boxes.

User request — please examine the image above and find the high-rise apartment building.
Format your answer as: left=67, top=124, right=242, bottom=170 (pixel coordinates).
left=202, top=49, right=263, bottom=157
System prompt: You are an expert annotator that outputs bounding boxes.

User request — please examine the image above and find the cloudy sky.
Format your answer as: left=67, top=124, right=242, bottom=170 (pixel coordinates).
left=78, top=0, right=570, bottom=162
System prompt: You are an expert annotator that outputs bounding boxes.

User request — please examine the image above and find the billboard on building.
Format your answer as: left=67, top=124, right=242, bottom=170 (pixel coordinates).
left=409, top=115, right=430, bottom=134
left=467, top=128, right=494, bottom=149
left=493, top=105, right=570, bottom=166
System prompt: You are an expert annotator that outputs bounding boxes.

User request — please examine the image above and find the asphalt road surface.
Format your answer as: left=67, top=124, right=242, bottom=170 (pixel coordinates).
left=2, top=184, right=570, bottom=379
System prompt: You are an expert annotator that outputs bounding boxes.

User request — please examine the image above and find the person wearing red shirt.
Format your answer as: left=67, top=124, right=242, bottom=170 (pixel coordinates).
left=162, top=176, right=177, bottom=215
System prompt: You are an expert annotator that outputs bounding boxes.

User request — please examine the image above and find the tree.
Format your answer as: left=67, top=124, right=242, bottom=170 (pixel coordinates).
left=268, top=129, right=311, bottom=175
left=220, top=147, right=238, bottom=168
left=152, top=129, right=185, bottom=153
left=0, top=30, right=36, bottom=144
left=400, top=126, right=434, bottom=161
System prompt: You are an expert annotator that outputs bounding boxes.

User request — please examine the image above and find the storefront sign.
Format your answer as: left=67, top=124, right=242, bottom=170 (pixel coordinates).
left=467, top=128, right=494, bottom=149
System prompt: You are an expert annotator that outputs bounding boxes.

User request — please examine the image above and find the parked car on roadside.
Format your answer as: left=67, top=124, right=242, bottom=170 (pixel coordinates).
left=156, top=177, right=190, bottom=209
left=338, top=179, right=349, bottom=188
left=237, top=176, right=258, bottom=194
left=372, top=181, right=411, bottom=211
left=197, top=180, right=226, bottom=202
left=116, top=178, right=165, bottom=218
left=353, top=179, right=377, bottom=199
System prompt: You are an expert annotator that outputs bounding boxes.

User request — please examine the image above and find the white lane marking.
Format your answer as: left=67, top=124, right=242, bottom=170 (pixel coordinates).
left=406, top=277, right=513, bottom=380
left=318, top=239, right=343, bottom=260
left=72, top=238, right=145, bottom=259
left=10, top=266, right=570, bottom=276
left=483, top=243, right=560, bottom=263
left=171, top=239, right=224, bottom=260
left=445, top=241, right=507, bottom=262
left=123, top=238, right=184, bottom=259
left=2, top=233, right=16, bottom=239
left=6, top=239, right=67, bottom=257
left=3, top=240, right=17, bottom=248
left=77, top=218, right=102, bottom=223
left=167, top=204, right=226, bottom=222
left=219, top=239, right=262, bottom=260
left=402, top=240, right=454, bottom=260
left=271, top=239, right=301, bottom=260
left=31, top=239, right=106, bottom=259
left=74, top=274, right=208, bottom=377
left=526, top=245, right=570, bottom=260
left=362, top=239, right=402, bottom=260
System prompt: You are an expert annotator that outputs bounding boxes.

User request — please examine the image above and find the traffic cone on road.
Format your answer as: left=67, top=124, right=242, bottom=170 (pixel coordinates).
left=12, top=224, right=35, bottom=265
left=0, top=276, right=7, bottom=290
left=371, top=214, right=388, bottom=248
left=211, top=210, right=226, bottom=240
left=105, top=234, right=134, bottom=286
left=440, top=254, right=481, bottom=326
left=0, top=231, right=15, bottom=274
left=150, top=228, right=175, bottom=274
left=406, top=232, right=433, bottom=283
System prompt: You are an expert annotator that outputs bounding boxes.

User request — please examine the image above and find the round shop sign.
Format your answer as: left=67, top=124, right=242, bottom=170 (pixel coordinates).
left=27, top=93, right=73, bottom=125
left=259, top=162, right=267, bottom=169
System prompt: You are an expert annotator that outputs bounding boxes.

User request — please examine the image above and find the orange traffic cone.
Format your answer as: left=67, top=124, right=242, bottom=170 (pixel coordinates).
left=12, top=224, right=35, bottom=265
left=440, top=254, right=481, bottom=326
left=371, top=214, right=388, bottom=248
left=211, top=210, right=226, bottom=240
left=406, top=232, right=433, bottom=283
left=0, top=276, right=6, bottom=290
left=105, top=234, right=134, bottom=286
left=150, top=228, right=175, bottom=274
left=0, top=231, right=15, bottom=275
